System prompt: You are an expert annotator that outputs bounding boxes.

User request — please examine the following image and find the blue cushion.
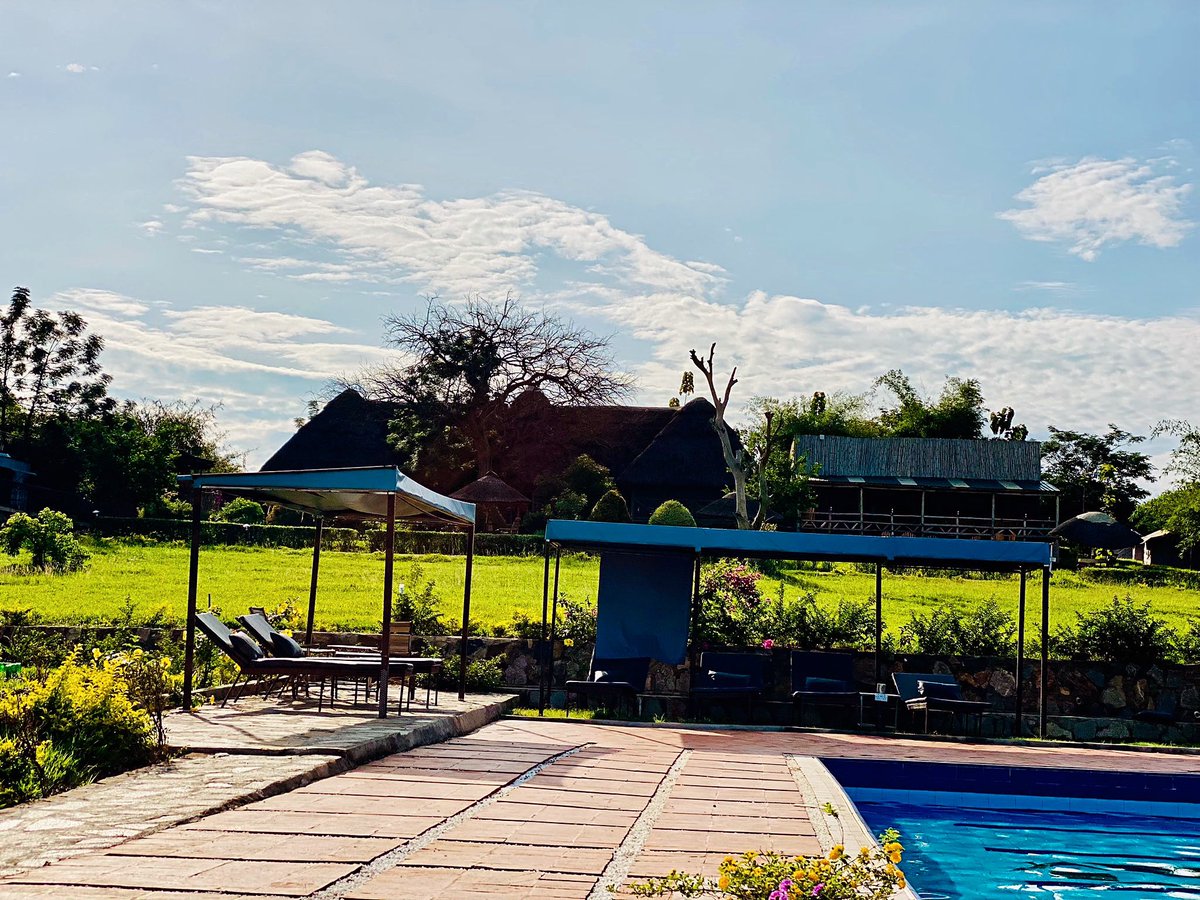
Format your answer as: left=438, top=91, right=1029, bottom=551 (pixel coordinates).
left=803, top=676, right=851, bottom=693
left=270, top=632, right=305, bottom=658
left=918, top=679, right=961, bottom=701
left=229, top=632, right=264, bottom=661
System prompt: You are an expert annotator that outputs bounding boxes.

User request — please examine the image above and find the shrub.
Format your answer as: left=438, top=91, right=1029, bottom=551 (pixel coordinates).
left=629, top=843, right=907, bottom=899
left=556, top=592, right=597, bottom=645
left=698, top=560, right=766, bottom=647
left=648, top=500, right=696, bottom=527
left=897, top=599, right=1017, bottom=657
left=211, top=497, right=265, bottom=525
left=764, top=589, right=877, bottom=651
left=589, top=489, right=631, bottom=523
left=394, top=563, right=449, bottom=636
left=1059, top=595, right=1176, bottom=662
left=0, top=508, right=89, bottom=572
left=551, top=490, right=589, bottom=520
left=437, top=653, right=505, bottom=692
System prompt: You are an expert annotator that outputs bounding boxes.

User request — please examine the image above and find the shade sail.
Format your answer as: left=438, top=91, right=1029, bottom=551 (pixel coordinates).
left=178, top=466, right=475, bottom=525
left=1050, top=511, right=1141, bottom=550
left=544, top=519, right=1053, bottom=570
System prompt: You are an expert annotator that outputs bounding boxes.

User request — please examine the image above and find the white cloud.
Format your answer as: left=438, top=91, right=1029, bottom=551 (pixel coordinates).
left=160, top=151, right=1200, bottom=469
left=999, top=156, right=1193, bottom=260
left=6, top=72, right=19, bottom=79
left=139, top=219, right=164, bottom=236
left=64, top=63, right=86, bottom=74
left=178, top=151, right=726, bottom=297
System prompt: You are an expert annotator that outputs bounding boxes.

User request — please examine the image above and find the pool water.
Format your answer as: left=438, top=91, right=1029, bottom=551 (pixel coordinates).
left=853, top=796, right=1200, bottom=899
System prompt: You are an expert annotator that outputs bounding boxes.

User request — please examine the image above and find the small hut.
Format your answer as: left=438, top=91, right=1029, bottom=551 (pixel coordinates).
left=451, top=472, right=531, bottom=532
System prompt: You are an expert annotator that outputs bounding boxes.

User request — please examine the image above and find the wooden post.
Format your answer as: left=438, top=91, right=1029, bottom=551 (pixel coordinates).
left=1039, top=566, right=1050, bottom=738
left=1015, top=567, right=1027, bottom=738
left=305, top=518, right=323, bottom=646
left=182, top=488, right=203, bottom=709
left=538, top=544, right=551, bottom=715
left=874, top=562, right=883, bottom=686
left=377, top=494, right=396, bottom=719
left=458, top=525, right=475, bottom=701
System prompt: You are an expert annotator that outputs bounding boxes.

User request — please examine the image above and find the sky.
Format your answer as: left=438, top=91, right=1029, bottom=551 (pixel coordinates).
left=2, top=2, right=1199, bottom=481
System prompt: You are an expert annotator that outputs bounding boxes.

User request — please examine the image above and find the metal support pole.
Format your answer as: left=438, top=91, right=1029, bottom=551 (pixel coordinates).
left=874, top=562, right=883, bottom=686
left=377, top=494, right=396, bottom=719
left=689, top=554, right=702, bottom=659
left=305, top=518, right=323, bottom=646
left=1015, top=567, right=1026, bottom=738
left=182, top=488, right=202, bottom=709
left=538, top=545, right=551, bottom=715
left=546, top=549, right=562, bottom=703
left=1039, top=566, right=1050, bottom=738
left=457, top=525, right=476, bottom=702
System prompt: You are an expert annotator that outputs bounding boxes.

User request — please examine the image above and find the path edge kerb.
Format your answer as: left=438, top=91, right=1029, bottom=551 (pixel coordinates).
left=166, top=696, right=515, bottom=830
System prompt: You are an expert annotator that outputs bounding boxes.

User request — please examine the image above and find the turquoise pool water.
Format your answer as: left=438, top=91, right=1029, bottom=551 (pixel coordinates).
left=853, top=795, right=1200, bottom=899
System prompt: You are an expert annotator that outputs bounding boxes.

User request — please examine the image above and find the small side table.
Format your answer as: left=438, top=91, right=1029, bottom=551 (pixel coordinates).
left=858, top=691, right=899, bottom=730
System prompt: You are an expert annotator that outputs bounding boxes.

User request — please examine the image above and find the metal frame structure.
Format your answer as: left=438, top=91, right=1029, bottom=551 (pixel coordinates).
left=538, top=520, right=1056, bottom=737
left=177, top=467, right=476, bottom=718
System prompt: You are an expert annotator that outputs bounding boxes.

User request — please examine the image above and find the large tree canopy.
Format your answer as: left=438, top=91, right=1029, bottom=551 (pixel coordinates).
left=355, top=294, right=631, bottom=475
left=873, top=369, right=986, bottom=439
left=1041, top=425, right=1154, bottom=522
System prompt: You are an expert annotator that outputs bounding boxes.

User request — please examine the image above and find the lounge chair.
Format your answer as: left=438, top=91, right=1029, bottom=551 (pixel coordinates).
left=690, top=651, right=767, bottom=723
left=319, top=620, right=444, bottom=709
left=195, top=613, right=413, bottom=711
left=791, top=651, right=859, bottom=727
left=893, top=671, right=989, bottom=735
left=564, top=655, right=651, bottom=718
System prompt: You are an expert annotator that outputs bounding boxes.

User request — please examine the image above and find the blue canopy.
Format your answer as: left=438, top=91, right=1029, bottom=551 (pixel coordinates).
left=178, top=466, right=475, bottom=525
left=544, top=519, right=1052, bottom=570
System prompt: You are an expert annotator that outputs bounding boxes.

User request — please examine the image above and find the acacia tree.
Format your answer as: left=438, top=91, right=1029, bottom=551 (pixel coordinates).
left=1041, top=425, right=1154, bottom=521
left=355, top=294, right=631, bottom=474
left=689, top=343, right=749, bottom=529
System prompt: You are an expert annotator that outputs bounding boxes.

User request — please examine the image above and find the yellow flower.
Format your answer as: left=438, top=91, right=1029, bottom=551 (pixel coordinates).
left=828, top=844, right=844, bottom=861
left=888, top=850, right=903, bottom=864
left=898, top=877, right=907, bottom=889
left=91, top=648, right=101, bottom=661
left=564, top=638, right=574, bottom=647
left=133, top=648, right=144, bottom=659
left=160, top=657, right=171, bottom=670
left=717, top=875, right=731, bottom=891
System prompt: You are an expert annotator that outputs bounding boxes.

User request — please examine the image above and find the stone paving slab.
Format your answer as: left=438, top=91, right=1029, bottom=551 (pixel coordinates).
left=7, top=718, right=1200, bottom=899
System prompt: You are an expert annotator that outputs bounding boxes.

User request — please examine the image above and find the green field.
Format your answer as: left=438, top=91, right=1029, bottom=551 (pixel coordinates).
left=2, top=541, right=1199, bottom=637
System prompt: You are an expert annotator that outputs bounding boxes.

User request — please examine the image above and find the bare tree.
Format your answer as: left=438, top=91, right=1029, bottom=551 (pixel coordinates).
left=750, top=409, right=774, bottom=529
left=689, top=343, right=749, bottom=529
left=354, top=294, right=632, bottom=474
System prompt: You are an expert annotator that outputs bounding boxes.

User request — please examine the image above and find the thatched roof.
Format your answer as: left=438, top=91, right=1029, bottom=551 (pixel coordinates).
left=262, top=390, right=399, bottom=472
left=619, top=397, right=739, bottom=490
left=450, top=472, right=530, bottom=505
left=794, top=434, right=1043, bottom=482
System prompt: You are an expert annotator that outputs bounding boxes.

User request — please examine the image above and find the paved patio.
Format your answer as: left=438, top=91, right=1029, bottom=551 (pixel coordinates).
left=2, top=718, right=1199, bottom=899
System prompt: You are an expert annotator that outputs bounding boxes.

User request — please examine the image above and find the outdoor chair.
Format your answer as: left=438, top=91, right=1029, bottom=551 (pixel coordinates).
left=791, top=650, right=860, bottom=727
left=690, top=651, right=767, bottom=723
left=892, top=671, right=990, bottom=736
left=322, top=621, right=444, bottom=708
left=194, top=612, right=413, bottom=712
left=564, top=655, right=651, bottom=718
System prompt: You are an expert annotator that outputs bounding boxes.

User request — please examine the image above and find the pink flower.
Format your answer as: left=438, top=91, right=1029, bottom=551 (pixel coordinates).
left=813, top=884, right=825, bottom=896
left=762, top=639, right=775, bottom=649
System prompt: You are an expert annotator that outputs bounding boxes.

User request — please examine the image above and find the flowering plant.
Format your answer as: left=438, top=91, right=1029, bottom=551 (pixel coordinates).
left=626, top=843, right=906, bottom=899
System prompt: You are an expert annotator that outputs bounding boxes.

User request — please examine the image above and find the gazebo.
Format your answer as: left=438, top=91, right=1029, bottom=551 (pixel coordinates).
left=450, top=472, right=530, bottom=532
left=177, top=467, right=476, bottom=717
left=538, top=520, right=1057, bottom=736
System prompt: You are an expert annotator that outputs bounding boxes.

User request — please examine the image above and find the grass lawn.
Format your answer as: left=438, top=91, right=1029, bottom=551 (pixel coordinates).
left=2, top=540, right=1198, bottom=636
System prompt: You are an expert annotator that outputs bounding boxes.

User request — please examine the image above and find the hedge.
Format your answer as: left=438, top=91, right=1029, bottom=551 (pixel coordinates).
left=91, top=518, right=543, bottom=556
left=1079, top=564, right=1200, bottom=592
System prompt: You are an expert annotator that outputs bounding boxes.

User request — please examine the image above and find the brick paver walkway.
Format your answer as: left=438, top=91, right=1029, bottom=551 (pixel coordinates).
left=2, top=718, right=1198, bottom=899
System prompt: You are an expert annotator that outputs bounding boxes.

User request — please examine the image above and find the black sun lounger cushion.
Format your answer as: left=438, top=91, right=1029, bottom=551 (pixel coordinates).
left=270, top=632, right=305, bottom=658
left=918, top=680, right=961, bottom=701
left=804, top=676, right=852, bottom=693
left=230, top=632, right=265, bottom=661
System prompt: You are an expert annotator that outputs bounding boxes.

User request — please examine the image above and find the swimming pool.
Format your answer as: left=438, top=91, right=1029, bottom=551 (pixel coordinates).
left=826, top=758, right=1200, bottom=899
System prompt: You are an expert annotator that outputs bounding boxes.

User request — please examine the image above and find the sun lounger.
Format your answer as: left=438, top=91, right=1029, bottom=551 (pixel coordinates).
left=564, top=655, right=651, bottom=717
left=893, top=671, right=989, bottom=735
left=195, top=613, right=412, bottom=711
left=690, top=651, right=767, bottom=722
left=791, top=650, right=859, bottom=726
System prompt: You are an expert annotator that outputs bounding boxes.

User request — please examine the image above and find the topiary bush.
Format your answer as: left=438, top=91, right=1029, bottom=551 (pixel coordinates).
left=589, top=489, right=631, bottom=523
left=648, top=499, right=696, bottom=527
left=211, top=497, right=266, bottom=525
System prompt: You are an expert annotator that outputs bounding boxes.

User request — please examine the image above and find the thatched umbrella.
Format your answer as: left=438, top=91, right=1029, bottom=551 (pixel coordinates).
left=1050, top=511, right=1142, bottom=550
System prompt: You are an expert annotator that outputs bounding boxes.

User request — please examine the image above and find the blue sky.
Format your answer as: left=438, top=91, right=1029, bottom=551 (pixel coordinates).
left=2, top=2, right=1198, bottom=473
